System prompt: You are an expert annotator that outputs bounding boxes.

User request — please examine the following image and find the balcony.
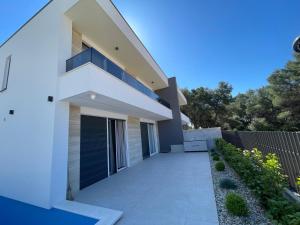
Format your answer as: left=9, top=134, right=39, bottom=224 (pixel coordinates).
left=181, top=112, right=191, bottom=125
left=66, top=48, right=170, bottom=109
left=59, top=51, right=172, bottom=121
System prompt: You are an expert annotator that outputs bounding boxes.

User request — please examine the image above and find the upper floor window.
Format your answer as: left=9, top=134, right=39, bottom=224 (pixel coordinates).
left=1, top=55, right=12, bottom=92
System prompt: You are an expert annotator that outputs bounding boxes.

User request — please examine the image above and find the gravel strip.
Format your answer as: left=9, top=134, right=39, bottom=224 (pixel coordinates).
left=209, top=154, right=272, bottom=225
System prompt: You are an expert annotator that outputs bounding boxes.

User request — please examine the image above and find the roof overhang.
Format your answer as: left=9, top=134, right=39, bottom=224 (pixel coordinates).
left=181, top=112, right=190, bottom=125
left=65, top=0, right=168, bottom=90
left=178, top=88, right=187, bottom=105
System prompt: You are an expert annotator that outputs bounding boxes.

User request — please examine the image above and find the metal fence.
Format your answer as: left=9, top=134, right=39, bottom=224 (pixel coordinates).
left=222, top=130, right=300, bottom=192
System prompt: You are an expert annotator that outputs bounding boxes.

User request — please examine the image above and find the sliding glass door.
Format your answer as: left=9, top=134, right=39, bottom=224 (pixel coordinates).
left=115, top=120, right=127, bottom=171
left=140, top=122, right=150, bottom=159
left=108, top=119, right=117, bottom=175
left=148, top=124, right=157, bottom=155
left=141, top=122, right=157, bottom=158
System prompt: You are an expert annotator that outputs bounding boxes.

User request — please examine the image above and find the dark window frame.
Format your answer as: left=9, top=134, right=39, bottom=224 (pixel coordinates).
left=1, top=55, right=12, bottom=92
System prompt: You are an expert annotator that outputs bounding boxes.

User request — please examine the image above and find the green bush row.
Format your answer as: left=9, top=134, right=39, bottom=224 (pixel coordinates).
left=211, top=149, right=249, bottom=217
left=215, top=139, right=300, bottom=225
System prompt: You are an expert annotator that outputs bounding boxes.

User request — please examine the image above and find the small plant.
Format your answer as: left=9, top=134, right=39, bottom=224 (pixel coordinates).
left=219, top=178, right=237, bottom=189
left=296, top=177, right=300, bottom=190
left=211, top=152, right=219, bottom=157
left=213, top=155, right=220, bottom=161
left=215, top=161, right=225, bottom=171
left=225, top=192, right=248, bottom=216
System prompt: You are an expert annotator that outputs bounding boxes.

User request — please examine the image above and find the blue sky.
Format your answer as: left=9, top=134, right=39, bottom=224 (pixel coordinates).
left=1, top=0, right=300, bottom=95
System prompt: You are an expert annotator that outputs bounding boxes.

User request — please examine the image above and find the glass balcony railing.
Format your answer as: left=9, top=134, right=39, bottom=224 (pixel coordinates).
left=66, top=48, right=171, bottom=109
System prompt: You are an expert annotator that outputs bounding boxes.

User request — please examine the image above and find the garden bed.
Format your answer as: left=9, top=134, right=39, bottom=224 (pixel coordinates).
left=211, top=139, right=300, bottom=225
left=209, top=153, right=272, bottom=225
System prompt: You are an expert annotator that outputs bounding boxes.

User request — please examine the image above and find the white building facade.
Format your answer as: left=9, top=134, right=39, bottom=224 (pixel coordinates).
left=0, top=0, right=190, bottom=209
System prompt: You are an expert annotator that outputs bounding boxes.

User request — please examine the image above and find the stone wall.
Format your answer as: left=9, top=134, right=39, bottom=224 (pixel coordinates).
left=68, top=105, right=81, bottom=194
left=127, top=117, right=143, bottom=166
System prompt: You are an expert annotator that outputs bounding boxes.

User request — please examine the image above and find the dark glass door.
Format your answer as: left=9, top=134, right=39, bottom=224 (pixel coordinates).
left=80, top=116, right=108, bottom=189
left=108, top=119, right=117, bottom=175
left=140, top=122, right=150, bottom=159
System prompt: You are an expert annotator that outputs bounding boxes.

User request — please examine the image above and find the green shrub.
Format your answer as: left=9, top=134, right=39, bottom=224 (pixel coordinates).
left=215, top=138, right=298, bottom=225
left=267, top=197, right=299, bottom=222
left=215, top=139, right=287, bottom=202
left=225, top=192, right=248, bottom=216
left=215, top=161, right=225, bottom=171
left=215, top=138, right=227, bottom=152
left=219, top=178, right=237, bottom=189
left=211, top=152, right=219, bottom=157
left=286, top=212, right=300, bottom=225
left=212, top=155, right=220, bottom=161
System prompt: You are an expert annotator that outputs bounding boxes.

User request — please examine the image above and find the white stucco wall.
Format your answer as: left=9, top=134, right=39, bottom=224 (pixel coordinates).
left=0, top=0, right=76, bottom=208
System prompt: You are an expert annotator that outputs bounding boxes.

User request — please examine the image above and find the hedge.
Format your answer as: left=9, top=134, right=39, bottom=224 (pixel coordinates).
left=215, top=138, right=300, bottom=224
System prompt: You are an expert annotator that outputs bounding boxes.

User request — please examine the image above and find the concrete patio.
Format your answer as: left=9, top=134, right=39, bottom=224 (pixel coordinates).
left=75, top=152, right=219, bottom=225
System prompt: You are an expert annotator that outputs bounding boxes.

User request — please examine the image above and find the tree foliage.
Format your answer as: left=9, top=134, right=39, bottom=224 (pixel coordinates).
left=182, top=54, right=300, bottom=131
left=181, top=82, right=233, bottom=129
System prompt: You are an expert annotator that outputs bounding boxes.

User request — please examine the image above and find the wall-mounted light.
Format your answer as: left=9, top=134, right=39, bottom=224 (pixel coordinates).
left=90, top=93, right=96, bottom=100
left=48, top=96, right=54, bottom=102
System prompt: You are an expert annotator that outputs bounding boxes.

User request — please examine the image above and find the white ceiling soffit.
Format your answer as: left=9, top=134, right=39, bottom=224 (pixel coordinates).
left=67, top=92, right=172, bottom=121
left=178, top=88, right=187, bottom=105
left=65, top=0, right=169, bottom=90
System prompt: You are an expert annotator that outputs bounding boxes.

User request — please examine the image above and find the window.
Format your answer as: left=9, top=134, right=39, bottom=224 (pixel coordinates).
left=1, top=55, right=11, bottom=92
